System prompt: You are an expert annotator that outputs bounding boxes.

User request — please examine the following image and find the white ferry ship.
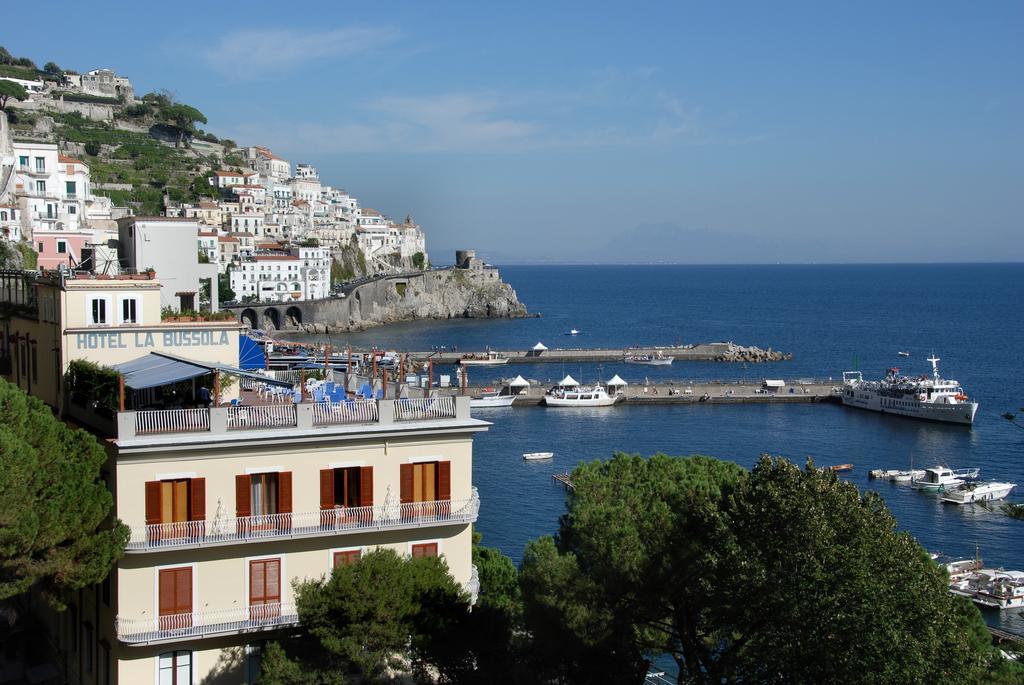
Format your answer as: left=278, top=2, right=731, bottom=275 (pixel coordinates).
left=840, top=356, right=978, bottom=425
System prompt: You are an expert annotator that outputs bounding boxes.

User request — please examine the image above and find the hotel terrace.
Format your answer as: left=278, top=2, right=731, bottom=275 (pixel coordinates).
left=0, top=268, right=486, bottom=685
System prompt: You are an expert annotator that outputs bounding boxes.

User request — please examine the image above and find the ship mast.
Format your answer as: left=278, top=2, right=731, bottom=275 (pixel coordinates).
left=927, top=354, right=940, bottom=380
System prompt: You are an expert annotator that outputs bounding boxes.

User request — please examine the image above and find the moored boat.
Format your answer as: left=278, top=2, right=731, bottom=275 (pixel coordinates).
left=523, top=452, right=554, bottom=461
left=470, top=392, right=516, bottom=408
left=840, top=355, right=978, bottom=425
left=911, top=466, right=980, bottom=492
left=544, top=385, right=620, bottom=407
left=940, top=481, right=1016, bottom=505
left=624, top=350, right=674, bottom=366
left=459, top=351, right=509, bottom=366
left=869, top=468, right=926, bottom=482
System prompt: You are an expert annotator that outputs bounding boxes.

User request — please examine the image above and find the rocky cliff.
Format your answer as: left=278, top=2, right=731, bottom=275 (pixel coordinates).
left=296, top=267, right=529, bottom=333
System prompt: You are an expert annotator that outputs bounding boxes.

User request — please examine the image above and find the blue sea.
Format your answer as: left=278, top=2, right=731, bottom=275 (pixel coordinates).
left=295, top=264, right=1024, bottom=633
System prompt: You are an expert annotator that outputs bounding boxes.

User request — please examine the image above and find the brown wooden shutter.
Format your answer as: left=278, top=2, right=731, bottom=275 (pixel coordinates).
left=176, top=568, right=192, bottom=614
left=235, top=475, right=251, bottom=517
left=249, top=561, right=264, bottom=603
left=145, top=481, right=162, bottom=525
left=277, top=472, right=293, bottom=514
left=360, top=467, right=373, bottom=507
left=319, top=469, right=334, bottom=510
left=400, top=464, right=414, bottom=504
left=266, top=559, right=280, bottom=602
left=438, top=462, right=451, bottom=501
left=158, top=569, right=176, bottom=616
left=189, top=478, right=205, bottom=521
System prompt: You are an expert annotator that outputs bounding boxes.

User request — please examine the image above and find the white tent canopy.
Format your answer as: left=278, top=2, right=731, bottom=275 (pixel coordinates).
left=557, top=374, right=579, bottom=387
left=606, top=374, right=628, bottom=387
left=507, top=375, right=530, bottom=387
left=532, top=342, right=548, bottom=351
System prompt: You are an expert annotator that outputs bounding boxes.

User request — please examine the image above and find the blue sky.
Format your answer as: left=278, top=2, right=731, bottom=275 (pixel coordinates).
left=6, top=1, right=1022, bottom=263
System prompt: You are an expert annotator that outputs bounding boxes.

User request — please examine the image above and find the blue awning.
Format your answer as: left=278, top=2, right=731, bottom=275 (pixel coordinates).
left=113, top=352, right=292, bottom=390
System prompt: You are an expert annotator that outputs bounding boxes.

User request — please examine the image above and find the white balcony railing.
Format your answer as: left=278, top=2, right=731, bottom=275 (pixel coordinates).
left=136, top=408, right=210, bottom=435
left=395, top=396, right=456, bottom=421
left=226, top=404, right=297, bottom=430
left=312, top=399, right=378, bottom=425
left=116, top=602, right=298, bottom=644
left=126, top=488, right=480, bottom=552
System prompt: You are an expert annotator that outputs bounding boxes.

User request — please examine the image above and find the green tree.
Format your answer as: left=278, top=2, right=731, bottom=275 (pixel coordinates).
left=0, top=47, right=12, bottom=65
left=262, top=548, right=470, bottom=682
left=0, top=380, right=128, bottom=606
left=0, top=80, right=28, bottom=112
left=42, top=61, right=63, bottom=79
left=520, top=453, right=999, bottom=684
left=218, top=273, right=235, bottom=302
left=83, top=141, right=101, bottom=156
left=412, top=251, right=426, bottom=270
left=159, top=103, right=207, bottom=148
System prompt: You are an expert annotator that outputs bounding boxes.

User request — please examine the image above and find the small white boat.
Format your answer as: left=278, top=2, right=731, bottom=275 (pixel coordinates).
left=898, top=351, right=910, bottom=357
left=523, top=452, right=554, bottom=461
left=544, top=385, right=620, bottom=407
left=624, top=350, right=674, bottom=366
left=973, top=570, right=1024, bottom=610
left=566, top=329, right=580, bottom=336
left=470, top=392, right=516, bottom=408
left=869, top=468, right=926, bottom=482
left=941, top=481, right=1016, bottom=504
left=459, top=351, right=509, bottom=366
left=911, top=466, right=980, bottom=491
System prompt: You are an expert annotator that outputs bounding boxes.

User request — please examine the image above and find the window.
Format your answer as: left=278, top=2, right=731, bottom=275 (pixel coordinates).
left=158, top=567, right=193, bottom=630
left=121, top=297, right=138, bottom=324
left=19, top=155, right=28, bottom=168
left=400, top=461, right=451, bottom=517
left=68, top=205, right=76, bottom=215
left=57, top=241, right=67, bottom=254
left=145, top=479, right=205, bottom=542
left=66, top=181, right=76, bottom=195
left=411, top=542, right=438, bottom=558
left=333, top=550, right=361, bottom=567
left=249, top=558, right=281, bottom=618
left=34, top=156, right=45, bottom=172
left=37, top=242, right=43, bottom=253
left=90, top=298, right=107, bottom=325
left=250, top=473, right=278, bottom=516
left=36, top=180, right=46, bottom=194
left=158, top=650, right=192, bottom=685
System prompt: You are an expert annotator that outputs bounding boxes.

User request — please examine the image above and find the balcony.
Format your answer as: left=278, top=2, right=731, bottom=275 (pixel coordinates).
left=116, top=602, right=298, bottom=645
left=120, top=397, right=461, bottom=439
left=125, top=488, right=480, bottom=552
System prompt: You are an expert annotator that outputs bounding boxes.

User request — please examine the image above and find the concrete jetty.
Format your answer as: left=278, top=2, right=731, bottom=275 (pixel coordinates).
left=413, top=341, right=791, bottom=365
left=436, top=380, right=839, bottom=406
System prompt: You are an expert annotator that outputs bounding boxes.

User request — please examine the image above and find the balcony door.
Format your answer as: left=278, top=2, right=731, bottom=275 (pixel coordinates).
left=320, top=467, right=372, bottom=527
left=249, top=558, right=281, bottom=621
left=158, top=567, right=193, bottom=631
left=236, top=472, right=292, bottom=534
left=400, top=461, right=451, bottom=518
left=146, top=479, right=205, bottom=543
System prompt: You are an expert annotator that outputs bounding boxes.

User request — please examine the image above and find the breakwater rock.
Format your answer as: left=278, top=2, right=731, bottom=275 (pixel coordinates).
left=295, top=267, right=528, bottom=334
left=714, top=342, right=792, bottom=363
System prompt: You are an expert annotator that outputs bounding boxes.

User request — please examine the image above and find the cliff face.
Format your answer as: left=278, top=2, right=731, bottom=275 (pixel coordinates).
left=296, top=267, right=528, bottom=333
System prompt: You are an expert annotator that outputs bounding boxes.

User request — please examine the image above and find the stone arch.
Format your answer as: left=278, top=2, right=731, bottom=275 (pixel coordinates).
left=285, top=306, right=303, bottom=326
left=240, top=308, right=259, bottom=330
left=263, top=307, right=282, bottom=330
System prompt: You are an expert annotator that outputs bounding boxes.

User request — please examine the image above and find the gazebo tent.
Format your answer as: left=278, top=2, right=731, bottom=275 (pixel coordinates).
left=606, top=374, right=628, bottom=387
left=506, top=375, right=531, bottom=395
left=557, top=374, right=579, bottom=388
left=528, top=341, right=548, bottom=358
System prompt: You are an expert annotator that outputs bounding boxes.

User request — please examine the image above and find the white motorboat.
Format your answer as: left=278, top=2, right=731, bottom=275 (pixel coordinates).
left=911, top=466, right=980, bottom=492
left=840, top=356, right=978, bottom=425
left=470, top=392, right=516, bottom=408
left=566, top=329, right=580, bottom=336
left=624, top=350, right=674, bottom=366
left=544, top=385, right=620, bottom=407
left=973, top=570, right=1024, bottom=610
left=869, top=468, right=925, bottom=482
left=941, top=481, right=1016, bottom=505
left=459, top=351, right=509, bottom=366
left=898, top=351, right=910, bottom=357
left=523, top=452, right=554, bottom=461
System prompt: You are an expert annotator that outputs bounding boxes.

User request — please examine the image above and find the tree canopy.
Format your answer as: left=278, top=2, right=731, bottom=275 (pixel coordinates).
left=0, top=379, right=127, bottom=606
left=159, top=103, right=207, bottom=148
left=0, top=80, right=28, bottom=112
left=519, top=453, right=1004, bottom=684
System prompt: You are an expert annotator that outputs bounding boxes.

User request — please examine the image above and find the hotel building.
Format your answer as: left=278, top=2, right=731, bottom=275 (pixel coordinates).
left=0, top=268, right=485, bottom=684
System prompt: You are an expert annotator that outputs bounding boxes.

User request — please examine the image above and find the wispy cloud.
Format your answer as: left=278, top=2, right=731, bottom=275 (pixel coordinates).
left=202, top=26, right=400, bottom=78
